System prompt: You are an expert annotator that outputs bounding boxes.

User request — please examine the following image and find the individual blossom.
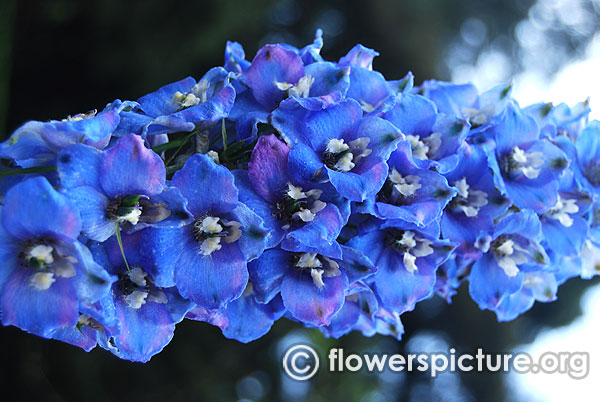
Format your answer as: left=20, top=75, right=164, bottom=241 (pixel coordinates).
left=347, top=218, right=455, bottom=315
left=272, top=98, right=402, bottom=202
left=0, top=177, right=113, bottom=337
left=187, top=286, right=285, bottom=343
left=441, top=144, right=510, bottom=259
left=573, top=120, right=600, bottom=196
left=0, top=101, right=127, bottom=168
left=116, top=67, right=236, bottom=137
left=142, top=153, right=268, bottom=309
left=493, top=271, right=558, bottom=322
left=233, top=134, right=349, bottom=258
left=247, top=244, right=375, bottom=326
left=468, top=210, right=549, bottom=311
left=57, top=133, right=192, bottom=242
left=485, top=102, right=569, bottom=213
left=420, top=80, right=512, bottom=137
left=524, top=99, right=590, bottom=140
left=356, top=140, right=456, bottom=227
left=338, top=44, right=396, bottom=115
left=382, top=92, right=470, bottom=174
left=84, top=231, right=194, bottom=362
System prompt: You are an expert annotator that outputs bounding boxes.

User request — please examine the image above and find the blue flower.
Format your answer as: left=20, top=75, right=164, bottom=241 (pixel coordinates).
left=116, top=68, right=236, bottom=137
left=383, top=92, right=470, bottom=174
left=142, top=153, right=268, bottom=309
left=486, top=102, right=569, bottom=213
left=338, top=44, right=396, bottom=115
left=0, top=177, right=113, bottom=338
left=188, top=286, right=285, bottom=343
left=248, top=245, right=375, bottom=326
left=85, top=231, right=193, bottom=362
left=441, top=144, right=510, bottom=259
left=421, top=80, right=512, bottom=136
left=574, top=120, right=600, bottom=196
left=57, top=133, right=192, bottom=242
left=0, top=101, right=125, bottom=168
left=272, top=98, right=402, bottom=202
left=494, top=271, right=557, bottom=322
left=524, top=99, right=590, bottom=140
left=357, top=140, right=456, bottom=227
left=468, top=210, right=549, bottom=311
left=317, top=281, right=379, bottom=339
left=347, top=219, right=454, bottom=314
left=234, top=134, right=349, bottom=258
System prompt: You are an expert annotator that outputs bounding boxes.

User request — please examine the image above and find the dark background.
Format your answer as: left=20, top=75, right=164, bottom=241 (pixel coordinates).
left=1, top=1, right=599, bottom=401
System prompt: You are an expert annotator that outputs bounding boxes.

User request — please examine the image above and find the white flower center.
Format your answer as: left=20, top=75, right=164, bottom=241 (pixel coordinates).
left=546, top=195, right=579, bottom=227
left=194, top=216, right=241, bottom=255
left=295, top=252, right=341, bottom=290
left=451, top=177, right=488, bottom=217
left=276, top=74, right=314, bottom=98
left=492, top=238, right=528, bottom=277
left=510, top=146, right=544, bottom=179
left=395, top=231, right=434, bottom=273
left=29, top=244, right=54, bottom=265
left=172, top=79, right=210, bottom=109
left=407, top=132, right=442, bottom=160
left=117, top=206, right=142, bottom=225
left=285, top=183, right=326, bottom=225
left=324, top=137, right=371, bottom=172
left=125, top=290, right=148, bottom=309
left=389, top=168, right=422, bottom=197
left=30, top=272, right=56, bottom=290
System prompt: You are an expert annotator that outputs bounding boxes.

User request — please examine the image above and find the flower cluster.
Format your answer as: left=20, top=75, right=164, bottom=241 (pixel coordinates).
left=1, top=31, right=598, bottom=362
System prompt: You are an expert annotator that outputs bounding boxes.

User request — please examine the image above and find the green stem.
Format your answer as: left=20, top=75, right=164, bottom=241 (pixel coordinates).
left=164, top=132, right=196, bottom=166
left=152, top=132, right=195, bottom=153
left=0, top=165, right=57, bottom=177
left=221, top=118, right=227, bottom=151
left=114, top=223, right=131, bottom=273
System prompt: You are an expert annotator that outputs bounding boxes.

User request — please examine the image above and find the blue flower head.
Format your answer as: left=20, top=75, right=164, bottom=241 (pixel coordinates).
left=0, top=177, right=114, bottom=338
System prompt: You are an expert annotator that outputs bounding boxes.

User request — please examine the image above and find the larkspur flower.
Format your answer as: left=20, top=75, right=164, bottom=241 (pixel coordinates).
left=468, top=210, right=550, bottom=311
left=248, top=245, right=375, bottom=326
left=142, top=153, right=268, bottom=309
left=57, top=133, right=192, bottom=242
left=234, top=134, right=349, bottom=257
left=486, top=102, right=569, bottom=213
left=272, top=97, right=402, bottom=202
left=357, top=140, right=457, bottom=227
left=116, top=68, right=236, bottom=138
left=347, top=219, right=454, bottom=314
left=0, top=177, right=113, bottom=337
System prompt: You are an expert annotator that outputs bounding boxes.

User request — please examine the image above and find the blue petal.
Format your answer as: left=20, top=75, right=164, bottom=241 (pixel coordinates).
left=326, top=157, right=388, bottom=202
left=233, top=170, right=286, bottom=249
left=224, top=41, right=250, bottom=73
left=469, top=253, right=524, bottom=310
left=221, top=292, right=280, bottom=343
left=140, top=227, right=187, bottom=288
left=373, top=248, right=438, bottom=314
left=175, top=236, right=248, bottom=309
left=100, top=134, right=165, bottom=198
left=541, top=216, right=588, bottom=257
left=383, top=93, right=437, bottom=136
left=0, top=268, right=79, bottom=337
left=172, top=153, right=238, bottom=216
left=304, top=62, right=350, bottom=98
left=3, top=176, right=81, bottom=242
left=248, top=134, right=291, bottom=203
left=137, top=76, right=196, bottom=117
left=57, top=144, right=102, bottom=189
left=247, top=249, right=291, bottom=304
left=67, top=186, right=114, bottom=242
left=281, top=269, right=348, bottom=326
left=338, top=44, right=379, bottom=69
left=244, top=44, right=305, bottom=109
left=272, top=97, right=362, bottom=150
left=232, top=202, right=269, bottom=262
left=107, top=297, right=176, bottom=363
